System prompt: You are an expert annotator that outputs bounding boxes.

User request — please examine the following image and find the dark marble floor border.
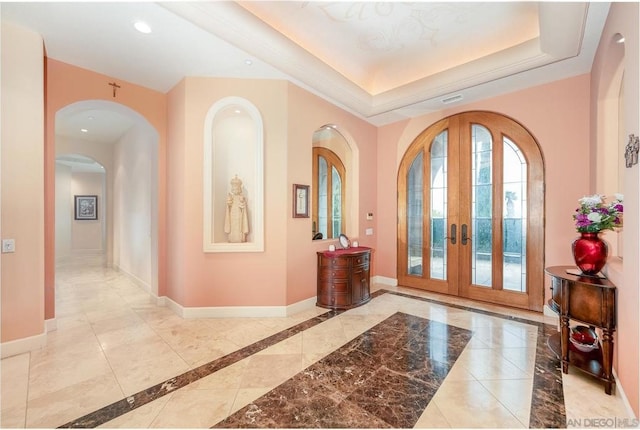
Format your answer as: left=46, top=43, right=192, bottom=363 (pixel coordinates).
left=387, top=291, right=566, bottom=427
left=59, top=289, right=565, bottom=428
left=214, top=312, right=474, bottom=428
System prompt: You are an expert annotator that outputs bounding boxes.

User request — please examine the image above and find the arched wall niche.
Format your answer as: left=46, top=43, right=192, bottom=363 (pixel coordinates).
left=203, top=96, right=264, bottom=252
left=312, top=124, right=359, bottom=239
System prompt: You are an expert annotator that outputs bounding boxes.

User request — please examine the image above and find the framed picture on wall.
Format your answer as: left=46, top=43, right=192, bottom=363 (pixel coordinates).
left=74, top=195, right=98, bottom=220
left=293, top=184, right=309, bottom=218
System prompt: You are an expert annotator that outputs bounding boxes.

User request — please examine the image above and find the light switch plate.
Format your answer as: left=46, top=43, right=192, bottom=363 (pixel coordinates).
left=365, top=228, right=374, bottom=236
left=2, top=239, right=15, bottom=253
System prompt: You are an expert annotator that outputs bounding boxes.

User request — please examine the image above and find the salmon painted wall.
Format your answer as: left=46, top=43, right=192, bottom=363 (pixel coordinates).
left=376, top=74, right=591, bottom=287
left=285, top=83, right=377, bottom=304
left=167, top=77, right=290, bottom=307
left=1, top=22, right=45, bottom=343
left=591, top=2, right=639, bottom=417
left=376, top=119, right=410, bottom=283
left=45, top=59, right=167, bottom=318
left=165, top=80, right=187, bottom=306
left=165, top=77, right=378, bottom=307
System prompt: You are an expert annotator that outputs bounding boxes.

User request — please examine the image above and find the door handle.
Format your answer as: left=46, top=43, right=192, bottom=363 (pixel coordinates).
left=461, top=224, right=469, bottom=245
left=445, top=224, right=457, bottom=245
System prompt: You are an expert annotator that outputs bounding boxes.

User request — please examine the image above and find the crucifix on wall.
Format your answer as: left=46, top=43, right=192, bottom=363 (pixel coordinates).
left=108, top=81, right=121, bottom=98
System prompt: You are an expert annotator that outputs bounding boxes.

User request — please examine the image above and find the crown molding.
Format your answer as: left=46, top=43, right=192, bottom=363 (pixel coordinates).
left=161, top=1, right=600, bottom=122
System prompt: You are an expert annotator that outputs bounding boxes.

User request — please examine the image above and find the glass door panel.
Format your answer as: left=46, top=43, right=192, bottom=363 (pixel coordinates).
left=407, top=152, right=423, bottom=276
left=318, top=156, right=328, bottom=237
left=430, top=131, right=448, bottom=280
left=471, top=124, right=492, bottom=287
left=503, top=137, right=527, bottom=292
left=331, top=166, right=342, bottom=235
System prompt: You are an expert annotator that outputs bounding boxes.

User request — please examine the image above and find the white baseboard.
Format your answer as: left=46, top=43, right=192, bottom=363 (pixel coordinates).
left=372, top=275, right=398, bottom=286
left=0, top=331, right=46, bottom=359
left=613, top=368, right=639, bottom=419
left=71, top=249, right=104, bottom=255
left=45, top=318, right=57, bottom=332
left=55, top=253, right=71, bottom=264
left=162, top=295, right=316, bottom=319
left=543, top=304, right=559, bottom=319
left=285, top=296, right=317, bottom=316
left=113, top=264, right=151, bottom=292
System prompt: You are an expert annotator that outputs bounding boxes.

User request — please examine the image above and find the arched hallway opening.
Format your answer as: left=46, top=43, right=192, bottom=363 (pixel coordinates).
left=53, top=100, right=160, bottom=324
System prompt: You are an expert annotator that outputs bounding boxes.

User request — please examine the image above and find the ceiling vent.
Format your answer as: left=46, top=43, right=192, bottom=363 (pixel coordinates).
left=441, top=94, right=464, bottom=104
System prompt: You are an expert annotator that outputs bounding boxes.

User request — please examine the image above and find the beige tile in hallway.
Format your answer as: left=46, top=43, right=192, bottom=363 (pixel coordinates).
left=0, top=255, right=633, bottom=428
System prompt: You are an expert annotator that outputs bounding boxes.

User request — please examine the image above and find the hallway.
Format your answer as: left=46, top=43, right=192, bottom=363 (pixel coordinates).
left=1, top=255, right=632, bottom=428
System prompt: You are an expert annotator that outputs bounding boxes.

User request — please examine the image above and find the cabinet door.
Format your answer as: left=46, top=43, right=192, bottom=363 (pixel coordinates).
left=351, top=266, right=368, bottom=304
left=360, top=268, right=370, bottom=302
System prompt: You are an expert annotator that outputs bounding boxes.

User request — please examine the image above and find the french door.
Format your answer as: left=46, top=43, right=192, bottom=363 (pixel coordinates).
left=398, top=112, right=544, bottom=311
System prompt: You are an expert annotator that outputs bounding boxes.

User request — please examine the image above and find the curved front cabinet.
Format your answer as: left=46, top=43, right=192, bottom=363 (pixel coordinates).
left=316, top=247, right=371, bottom=310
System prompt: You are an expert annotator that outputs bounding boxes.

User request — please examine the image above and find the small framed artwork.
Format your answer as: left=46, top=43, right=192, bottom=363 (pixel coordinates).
left=74, top=195, right=98, bottom=220
left=293, top=184, right=310, bottom=218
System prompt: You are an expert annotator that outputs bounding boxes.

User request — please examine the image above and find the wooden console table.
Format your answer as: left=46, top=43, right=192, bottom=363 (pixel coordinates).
left=545, top=266, right=617, bottom=394
left=316, top=247, right=371, bottom=310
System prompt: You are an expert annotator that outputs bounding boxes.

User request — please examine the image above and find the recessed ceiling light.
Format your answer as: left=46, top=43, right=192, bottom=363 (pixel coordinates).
left=614, top=33, right=625, bottom=44
left=88, top=115, right=95, bottom=120
left=81, top=128, right=88, bottom=133
left=245, top=59, right=253, bottom=66
left=134, top=21, right=152, bottom=34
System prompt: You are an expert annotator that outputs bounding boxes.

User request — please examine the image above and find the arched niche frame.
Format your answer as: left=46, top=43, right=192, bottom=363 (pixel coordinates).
left=203, top=97, right=264, bottom=252
left=312, top=124, right=359, bottom=240
left=595, top=32, right=625, bottom=258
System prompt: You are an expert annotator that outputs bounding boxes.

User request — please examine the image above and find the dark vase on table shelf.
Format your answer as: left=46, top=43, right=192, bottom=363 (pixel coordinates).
left=572, top=232, right=608, bottom=275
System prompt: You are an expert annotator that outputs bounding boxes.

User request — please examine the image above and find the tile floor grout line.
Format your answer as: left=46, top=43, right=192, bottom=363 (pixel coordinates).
left=212, top=311, right=474, bottom=428
left=57, top=309, right=343, bottom=428
left=57, top=289, right=565, bottom=429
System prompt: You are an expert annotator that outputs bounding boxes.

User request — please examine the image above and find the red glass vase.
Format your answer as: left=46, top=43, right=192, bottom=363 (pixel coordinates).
left=572, top=232, right=608, bottom=275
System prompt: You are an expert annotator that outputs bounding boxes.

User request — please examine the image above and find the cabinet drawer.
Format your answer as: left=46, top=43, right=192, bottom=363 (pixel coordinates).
left=352, top=266, right=369, bottom=277
left=353, top=254, right=370, bottom=266
left=352, top=262, right=369, bottom=271
left=318, top=268, right=350, bottom=280
left=318, top=280, right=349, bottom=293
left=317, top=292, right=350, bottom=307
left=319, top=256, right=350, bottom=268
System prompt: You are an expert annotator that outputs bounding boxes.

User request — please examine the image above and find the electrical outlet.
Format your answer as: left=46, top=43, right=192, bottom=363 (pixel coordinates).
left=2, top=239, right=15, bottom=253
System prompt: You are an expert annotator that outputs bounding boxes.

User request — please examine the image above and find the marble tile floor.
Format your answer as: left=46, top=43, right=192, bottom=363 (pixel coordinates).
left=0, top=255, right=633, bottom=428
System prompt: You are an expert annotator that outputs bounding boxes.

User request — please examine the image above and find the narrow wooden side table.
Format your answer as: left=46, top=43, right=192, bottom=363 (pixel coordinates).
left=545, top=266, right=616, bottom=394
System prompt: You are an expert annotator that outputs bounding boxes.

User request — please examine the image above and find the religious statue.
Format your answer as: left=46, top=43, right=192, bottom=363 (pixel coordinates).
left=224, top=175, right=249, bottom=243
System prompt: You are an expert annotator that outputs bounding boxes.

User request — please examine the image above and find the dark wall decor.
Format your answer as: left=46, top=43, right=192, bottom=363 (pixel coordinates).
left=293, top=184, right=309, bottom=218
left=625, top=134, right=639, bottom=168
left=74, top=195, right=98, bottom=220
